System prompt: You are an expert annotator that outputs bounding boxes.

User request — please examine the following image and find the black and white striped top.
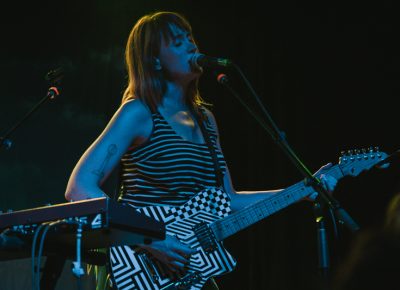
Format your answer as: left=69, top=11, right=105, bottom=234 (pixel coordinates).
left=118, top=109, right=227, bottom=208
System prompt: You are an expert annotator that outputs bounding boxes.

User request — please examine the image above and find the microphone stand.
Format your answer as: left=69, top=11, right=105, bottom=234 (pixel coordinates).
left=313, top=201, right=330, bottom=290
left=0, top=68, right=62, bottom=151
left=215, top=64, right=359, bottom=288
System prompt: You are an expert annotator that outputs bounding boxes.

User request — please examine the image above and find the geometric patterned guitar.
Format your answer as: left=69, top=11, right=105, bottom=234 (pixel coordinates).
left=109, top=149, right=387, bottom=289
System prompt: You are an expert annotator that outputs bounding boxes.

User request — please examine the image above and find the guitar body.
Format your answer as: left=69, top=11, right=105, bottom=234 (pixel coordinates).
left=109, top=188, right=237, bottom=290
left=108, top=148, right=388, bottom=289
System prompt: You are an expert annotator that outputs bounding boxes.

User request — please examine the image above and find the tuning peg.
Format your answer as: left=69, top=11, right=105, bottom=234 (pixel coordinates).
left=353, top=149, right=360, bottom=160
left=359, top=148, right=368, bottom=159
left=368, top=146, right=382, bottom=158
left=339, top=151, right=348, bottom=162
left=348, top=149, right=354, bottom=156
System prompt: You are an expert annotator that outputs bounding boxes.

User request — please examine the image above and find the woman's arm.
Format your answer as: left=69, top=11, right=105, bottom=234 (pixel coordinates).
left=203, top=108, right=337, bottom=212
left=223, top=165, right=282, bottom=212
left=65, top=100, right=152, bottom=201
left=202, top=108, right=280, bottom=211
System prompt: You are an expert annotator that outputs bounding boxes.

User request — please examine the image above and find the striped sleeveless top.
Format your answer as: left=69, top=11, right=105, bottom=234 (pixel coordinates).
left=118, top=108, right=227, bottom=208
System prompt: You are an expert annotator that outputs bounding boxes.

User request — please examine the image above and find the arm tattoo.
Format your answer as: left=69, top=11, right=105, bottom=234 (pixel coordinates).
left=92, top=144, right=118, bottom=179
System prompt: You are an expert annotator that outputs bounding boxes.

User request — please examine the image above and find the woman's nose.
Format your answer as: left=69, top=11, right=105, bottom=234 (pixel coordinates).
left=187, top=42, right=198, bottom=53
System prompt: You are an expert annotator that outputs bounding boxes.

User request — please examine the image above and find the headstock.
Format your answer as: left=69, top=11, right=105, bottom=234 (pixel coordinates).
left=338, top=146, right=388, bottom=177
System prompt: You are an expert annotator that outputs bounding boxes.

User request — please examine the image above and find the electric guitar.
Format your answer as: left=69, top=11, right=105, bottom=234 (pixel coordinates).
left=109, top=149, right=387, bottom=290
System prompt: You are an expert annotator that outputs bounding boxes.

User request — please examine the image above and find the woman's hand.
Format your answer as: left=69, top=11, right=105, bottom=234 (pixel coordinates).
left=140, top=234, right=195, bottom=273
left=307, top=163, right=338, bottom=201
left=316, top=163, right=338, bottom=193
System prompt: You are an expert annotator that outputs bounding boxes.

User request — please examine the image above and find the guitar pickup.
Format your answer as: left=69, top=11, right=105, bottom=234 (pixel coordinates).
left=193, top=222, right=218, bottom=253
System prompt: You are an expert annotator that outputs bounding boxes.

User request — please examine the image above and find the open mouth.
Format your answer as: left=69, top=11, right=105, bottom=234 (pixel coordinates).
left=189, top=55, right=204, bottom=73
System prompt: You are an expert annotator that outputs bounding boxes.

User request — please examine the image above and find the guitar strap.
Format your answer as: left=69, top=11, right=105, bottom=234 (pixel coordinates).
left=196, top=107, right=225, bottom=190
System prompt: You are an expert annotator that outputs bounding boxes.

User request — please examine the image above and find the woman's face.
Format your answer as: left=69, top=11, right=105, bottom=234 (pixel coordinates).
left=157, top=24, right=200, bottom=83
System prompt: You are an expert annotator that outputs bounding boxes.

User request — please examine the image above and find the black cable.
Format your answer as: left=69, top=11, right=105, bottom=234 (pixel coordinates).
left=36, top=224, right=51, bottom=290
left=328, top=207, right=339, bottom=240
left=34, top=221, right=66, bottom=290
left=32, top=224, right=46, bottom=290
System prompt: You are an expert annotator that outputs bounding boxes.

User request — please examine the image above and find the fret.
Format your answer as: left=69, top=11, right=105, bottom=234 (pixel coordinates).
left=250, top=209, right=258, bottom=222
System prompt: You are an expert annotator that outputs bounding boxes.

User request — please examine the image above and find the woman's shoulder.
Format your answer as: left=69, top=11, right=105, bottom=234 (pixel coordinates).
left=116, top=98, right=153, bottom=122
left=120, top=98, right=151, bottom=114
left=107, top=98, right=154, bottom=138
left=199, top=105, right=217, bottom=127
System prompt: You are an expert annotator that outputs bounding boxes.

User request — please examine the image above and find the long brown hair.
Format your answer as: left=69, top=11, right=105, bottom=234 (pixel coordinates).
left=122, top=11, right=205, bottom=112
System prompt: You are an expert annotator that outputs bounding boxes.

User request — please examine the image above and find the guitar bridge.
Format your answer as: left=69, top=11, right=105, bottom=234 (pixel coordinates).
left=138, top=252, right=160, bottom=283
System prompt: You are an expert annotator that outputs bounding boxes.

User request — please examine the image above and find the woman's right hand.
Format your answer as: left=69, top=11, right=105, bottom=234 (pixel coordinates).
left=140, top=234, right=195, bottom=273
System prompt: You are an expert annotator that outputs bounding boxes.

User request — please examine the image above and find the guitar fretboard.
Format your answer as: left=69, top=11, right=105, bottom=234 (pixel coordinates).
left=211, top=165, right=344, bottom=241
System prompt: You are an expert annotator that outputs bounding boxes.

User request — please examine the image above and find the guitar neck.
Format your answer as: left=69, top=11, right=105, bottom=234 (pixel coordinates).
left=211, top=165, right=344, bottom=241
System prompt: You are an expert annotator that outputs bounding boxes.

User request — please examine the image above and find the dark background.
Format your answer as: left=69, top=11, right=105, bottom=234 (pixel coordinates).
left=1, top=0, right=400, bottom=289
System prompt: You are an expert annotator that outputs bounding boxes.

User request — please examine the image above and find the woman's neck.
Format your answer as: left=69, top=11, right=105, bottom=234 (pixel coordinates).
left=161, top=82, right=190, bottom=111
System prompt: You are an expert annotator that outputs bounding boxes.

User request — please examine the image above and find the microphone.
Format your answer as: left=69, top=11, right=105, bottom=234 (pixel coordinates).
left=216, top=73, right=229, bottom=84
left=45, top=67, right=63, bottom=100
left=45, top=67, right=64, bottom=85
left=190, top=53, right=233, bottom=70
left=47, top=86, right=60, bottom=100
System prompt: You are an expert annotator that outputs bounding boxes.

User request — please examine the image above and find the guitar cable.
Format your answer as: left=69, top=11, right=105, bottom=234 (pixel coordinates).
left=328, top=207, right=339, bottom=240
left=31, top=220, right=66, bottom=290
left=32, top=223, right=46, bottom=290
left=36, top=224, right=52, bottom=290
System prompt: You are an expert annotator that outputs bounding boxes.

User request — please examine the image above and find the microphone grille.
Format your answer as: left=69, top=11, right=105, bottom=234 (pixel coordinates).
left=190, top=54, right=204, bottom=71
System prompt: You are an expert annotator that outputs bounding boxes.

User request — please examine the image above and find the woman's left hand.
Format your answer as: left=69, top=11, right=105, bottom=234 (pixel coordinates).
left=307, top=163, right=338, bottom=201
